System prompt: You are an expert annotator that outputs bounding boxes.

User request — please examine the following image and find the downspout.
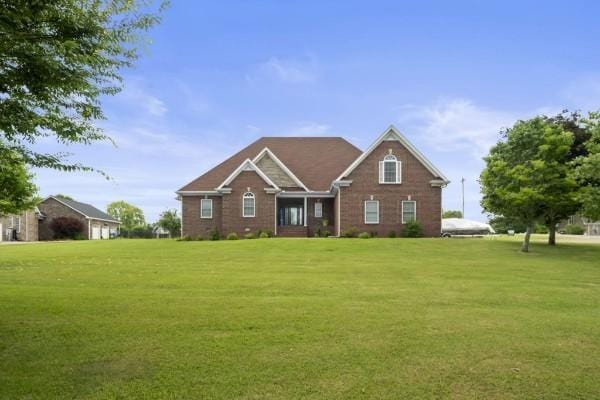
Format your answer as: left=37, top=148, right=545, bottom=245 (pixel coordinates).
left=274, top=194, right=277, bottom=236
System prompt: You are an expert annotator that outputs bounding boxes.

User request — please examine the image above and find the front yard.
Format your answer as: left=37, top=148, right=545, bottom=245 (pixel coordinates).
left=1, top=238, right=599, bottom=399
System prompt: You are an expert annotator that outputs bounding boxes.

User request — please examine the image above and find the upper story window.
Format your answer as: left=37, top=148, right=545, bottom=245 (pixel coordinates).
left=314, top=202, right=323, bottom=218
left=402, top=200, right=416, bottom=223
left=243, top=192, right=255, bottom=217
left=379, top=154, right=401, bottom=184
left=200, top=199, right=213, bottom=219
left=364, top=200, right=379, bottom=224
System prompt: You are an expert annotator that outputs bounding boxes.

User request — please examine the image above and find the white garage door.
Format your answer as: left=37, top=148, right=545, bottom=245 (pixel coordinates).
left=91, top=226, right=101, bottom=240
left=101, top=226, right=109, bottom=239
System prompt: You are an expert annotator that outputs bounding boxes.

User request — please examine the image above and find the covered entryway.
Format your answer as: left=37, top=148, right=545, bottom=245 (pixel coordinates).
left=277, top=197, right=307, bottom=237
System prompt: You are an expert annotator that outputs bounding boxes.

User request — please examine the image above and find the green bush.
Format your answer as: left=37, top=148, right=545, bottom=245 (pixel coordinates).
left=402, top=221, right=423, bottom=238
left=534, top=224, right=549, bottom=234
left=259, top=232, right=269, bottom=239
left=342, top=227, right=359, bottom=238
left=196, top=235, right=204, bottom=241
left=565, top=224, right=585, bottom=235
left=322, top=229, right=330, bottom=237
left=226, top=232, right=238, bottom=240
left=369, top=231, right=378, bottom=238
left=177, top=235, right=193, bottom=241
left=388, top=230, right=397, bottom=238
left=209, top=228, right=221, bottom=241
left=257, top=228, right=273, bottom=238
left=244, top=232, right=256, bottom=239
left=358, top=232, right=370, bottom=239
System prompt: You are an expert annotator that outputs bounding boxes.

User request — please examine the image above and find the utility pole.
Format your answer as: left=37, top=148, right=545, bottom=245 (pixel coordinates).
left=461, top=177, right=465, bottom=219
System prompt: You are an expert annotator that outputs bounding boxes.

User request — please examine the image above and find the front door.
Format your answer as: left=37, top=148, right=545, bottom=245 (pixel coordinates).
left=278, top=199, right=304, bottom=226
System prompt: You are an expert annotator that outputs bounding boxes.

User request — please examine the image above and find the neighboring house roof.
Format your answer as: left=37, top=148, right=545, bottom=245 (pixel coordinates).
left=179, top=137, right=362, bottom=192
left=46, top=196, right=120, bottom=223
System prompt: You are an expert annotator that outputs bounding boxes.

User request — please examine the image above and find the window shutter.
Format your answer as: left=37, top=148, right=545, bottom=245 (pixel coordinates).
left=378, top=161, right=383, bottom=183
left=396, top=161, right=402, bottom=183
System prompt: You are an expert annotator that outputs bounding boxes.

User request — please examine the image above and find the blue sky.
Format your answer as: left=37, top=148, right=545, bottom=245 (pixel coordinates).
left=34, top=0, right=600, bottom=222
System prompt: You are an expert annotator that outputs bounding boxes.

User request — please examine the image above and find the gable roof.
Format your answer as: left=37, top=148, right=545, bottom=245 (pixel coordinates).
left=336, top=125, right=450, bottom=183
left=252, top=147, right=309, bottom=191
left=46, top=196, right=120, bottom=223
left=179, top=137, right=362, bottom=192
left=216, top=158, right=280, bottom=190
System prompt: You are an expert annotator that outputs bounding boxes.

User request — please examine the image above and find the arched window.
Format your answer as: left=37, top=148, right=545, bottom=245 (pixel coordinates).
left=379, top=154, right=401, bottom=184
left=242, top=192, right=255, bottom=217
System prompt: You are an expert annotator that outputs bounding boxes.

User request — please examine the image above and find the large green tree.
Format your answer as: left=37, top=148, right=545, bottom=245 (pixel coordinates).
left=0, top=149, right=38, bottom=215
left=106, top=201, right=145, bottom=237
left=0, top=0, right=166, bottom=212
left=574, top=112, right=600, bottom=220
left=481, top=117, right=574, bottom=252
left=156, top=209, right=181, bottom=238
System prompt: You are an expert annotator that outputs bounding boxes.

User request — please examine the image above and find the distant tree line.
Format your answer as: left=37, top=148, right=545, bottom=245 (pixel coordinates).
left=106, top=201, right=180, bottom=238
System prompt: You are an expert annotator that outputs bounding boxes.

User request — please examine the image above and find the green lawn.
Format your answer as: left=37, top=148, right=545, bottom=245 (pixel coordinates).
left=1, top=238, right=599, bottom=399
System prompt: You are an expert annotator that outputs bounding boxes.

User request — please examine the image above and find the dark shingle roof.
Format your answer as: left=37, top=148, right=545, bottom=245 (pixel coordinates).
left=179, top=137, right=362, bottom=192
left=50, top=197, right=120, bottom=223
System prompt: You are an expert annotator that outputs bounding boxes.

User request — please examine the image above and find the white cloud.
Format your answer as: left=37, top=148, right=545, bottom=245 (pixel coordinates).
left=248, top=55, right=319, bottom=84
left=116, top=79, right=168, bottom=117
left=246, top=124, right=261, bottom=134
left=400, top=98, right=519, bottom=157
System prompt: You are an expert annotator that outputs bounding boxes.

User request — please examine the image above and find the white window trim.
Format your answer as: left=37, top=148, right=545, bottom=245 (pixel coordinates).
left=378, top=155, right=402, bottom=184
left=402, top=200, right=416, bottom=224
left=364, top=200, right=379, bottom=224
left=200, top=199, right=213, bottom=219
left=243, top=192, right=255, bottom=218
left=314, top=202, right=323, bottom=218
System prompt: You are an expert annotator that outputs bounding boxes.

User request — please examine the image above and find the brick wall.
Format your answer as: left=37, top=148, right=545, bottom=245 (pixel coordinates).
left=221, top=171, right=276, bottom=237
left=0, top=211, right=38, bottom=241
left=181, top=195, right=223, bottom=239
left=38, top=198, right=89, bottom=240
left=306, top=198, right=334, bottom=236
left=340, top=140, right=442, bottom=237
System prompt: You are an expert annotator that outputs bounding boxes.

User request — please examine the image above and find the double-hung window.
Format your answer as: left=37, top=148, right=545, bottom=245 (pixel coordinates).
left=402, top=200, right=416, bottom=223
left=364, top=200, right=379, bottom=224
left=314, top=202, right=323, bottom=218
left=379, top=154, right=401, bottom=184
left=200, top=199, right=213, bottom=219
left=243, top=192, right=255, bottom=217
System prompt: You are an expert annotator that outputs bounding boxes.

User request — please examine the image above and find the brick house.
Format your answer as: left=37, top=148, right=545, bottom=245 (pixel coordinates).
left=0, top=208, right=44, bottom=242
left=38, top=196, right=120, bottom=240
left=177, top=126, right=449, bottom=238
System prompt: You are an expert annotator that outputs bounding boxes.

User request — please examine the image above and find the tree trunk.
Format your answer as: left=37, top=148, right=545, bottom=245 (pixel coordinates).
left=548, top=224, right=556, bottom=246
left=521, top=224, right=533, bottom=252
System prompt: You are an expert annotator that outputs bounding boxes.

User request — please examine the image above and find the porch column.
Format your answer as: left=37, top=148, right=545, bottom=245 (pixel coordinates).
left=303, top=197, right=307, bottom=227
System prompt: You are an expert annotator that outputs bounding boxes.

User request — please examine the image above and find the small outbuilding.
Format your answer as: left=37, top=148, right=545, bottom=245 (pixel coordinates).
left=38, top=196, right=120, bottom=240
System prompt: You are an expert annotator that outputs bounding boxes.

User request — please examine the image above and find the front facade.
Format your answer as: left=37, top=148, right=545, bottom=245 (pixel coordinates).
left=38, top=196, right=120, bottom=240
left=178, top=126, right=449, bottom=238
left=0, top=208, right=43, bottom=242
